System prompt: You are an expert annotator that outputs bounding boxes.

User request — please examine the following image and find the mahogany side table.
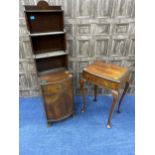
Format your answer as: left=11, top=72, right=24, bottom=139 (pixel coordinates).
left=80, top=61, right=130, bottom=128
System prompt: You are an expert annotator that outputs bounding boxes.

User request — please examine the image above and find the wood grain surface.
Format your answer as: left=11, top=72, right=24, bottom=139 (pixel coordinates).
left=84, top=61, right=129, bottom=81
left=40, top=70, right=74, bottom=122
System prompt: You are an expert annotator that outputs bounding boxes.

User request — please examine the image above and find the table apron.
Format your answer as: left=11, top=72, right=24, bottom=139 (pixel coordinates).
left=83, top=72, right=120, bottom=90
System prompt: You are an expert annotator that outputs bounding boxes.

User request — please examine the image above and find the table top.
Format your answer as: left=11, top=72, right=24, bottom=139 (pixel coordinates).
left=84, top=61, right=129, bottom=82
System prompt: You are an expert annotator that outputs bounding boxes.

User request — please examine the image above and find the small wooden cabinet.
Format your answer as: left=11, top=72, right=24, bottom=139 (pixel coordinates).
left=40, top=71, right=74, bottom=123
left=24, top=1, right=74, bottom=126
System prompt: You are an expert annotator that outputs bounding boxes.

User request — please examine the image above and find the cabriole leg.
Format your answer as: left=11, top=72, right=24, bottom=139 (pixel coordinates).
left=107, top=90, right=119, bottom=128
left=80, top=79, right=86, bottom=112
left=117, top=81, right=129, bottom=113
left=93, top=85, right=98, bottom=102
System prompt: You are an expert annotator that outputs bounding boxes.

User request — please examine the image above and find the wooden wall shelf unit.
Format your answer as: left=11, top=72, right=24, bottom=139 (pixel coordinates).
left=24, top=1, right=74, bottom=126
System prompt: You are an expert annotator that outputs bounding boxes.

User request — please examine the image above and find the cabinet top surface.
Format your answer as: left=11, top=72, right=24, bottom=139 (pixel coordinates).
left=39, top=70, right=72, bottom=84
left=84, top=61, right=129, bottom=82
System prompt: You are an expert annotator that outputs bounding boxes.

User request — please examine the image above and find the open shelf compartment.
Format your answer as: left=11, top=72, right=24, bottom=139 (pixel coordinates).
left=36, top=55, right=68, bottom=72
left=25, top=11, right=64, bottom=33
left=31, top=33, right=66, bottom=54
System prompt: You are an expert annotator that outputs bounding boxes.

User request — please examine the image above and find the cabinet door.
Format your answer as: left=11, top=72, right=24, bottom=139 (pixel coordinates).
left=41, top=78, right=73, bottom=121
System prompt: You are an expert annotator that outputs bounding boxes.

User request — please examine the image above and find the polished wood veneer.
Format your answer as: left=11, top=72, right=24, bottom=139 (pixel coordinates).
left=80, top=61, right=130, bottom=128
left=39, top=70, right=74, bottom=124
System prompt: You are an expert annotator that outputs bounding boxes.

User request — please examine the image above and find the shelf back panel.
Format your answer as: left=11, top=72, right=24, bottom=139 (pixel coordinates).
left=25, top=5, right=61, bottom=11
left=25, top=1, right=61, bottom=11
left=36, top=55, right=68, bottom=72
left=31, top=34, right=66, bottom=54
left=25, top=12, right=64, bottom=33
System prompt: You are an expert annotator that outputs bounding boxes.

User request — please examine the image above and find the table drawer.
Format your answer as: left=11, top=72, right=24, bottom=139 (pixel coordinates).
left=83, top=71, right=119, bottom=90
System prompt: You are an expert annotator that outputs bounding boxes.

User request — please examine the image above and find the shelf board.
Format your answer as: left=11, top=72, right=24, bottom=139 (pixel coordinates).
left=33, top=51, right=68, bottom=59
left=38, top=67, right=66, bottom=76
left=25, top=10, right=63, bottom=13
left=29, top=31, right=65, bottom=36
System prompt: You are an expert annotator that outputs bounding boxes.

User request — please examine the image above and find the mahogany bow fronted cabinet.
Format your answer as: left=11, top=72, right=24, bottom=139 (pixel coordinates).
left=39, top=70, right=74, bottom=125
left=24, top=1, right=74, bottom=126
